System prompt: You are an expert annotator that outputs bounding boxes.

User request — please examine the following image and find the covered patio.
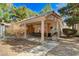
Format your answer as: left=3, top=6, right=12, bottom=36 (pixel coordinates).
left=18, top=11, right=62, bottom=43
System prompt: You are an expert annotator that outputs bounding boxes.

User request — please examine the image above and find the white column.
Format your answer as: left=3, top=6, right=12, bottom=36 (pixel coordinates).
left=41, top=20, right=45, bottom=42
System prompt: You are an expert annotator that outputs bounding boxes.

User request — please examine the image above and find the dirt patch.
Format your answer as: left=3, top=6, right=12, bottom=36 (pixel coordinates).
left=0, top=41, right=18, bottom=56
left=0, top=39, right=40, bottom=56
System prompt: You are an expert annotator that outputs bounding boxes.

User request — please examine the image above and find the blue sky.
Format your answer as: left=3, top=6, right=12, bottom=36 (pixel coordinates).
left=13, top=3, right=66, bottom=13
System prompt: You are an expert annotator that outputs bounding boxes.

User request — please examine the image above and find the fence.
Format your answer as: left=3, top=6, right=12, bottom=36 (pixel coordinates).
left=0, top=24, right=5, bottom=40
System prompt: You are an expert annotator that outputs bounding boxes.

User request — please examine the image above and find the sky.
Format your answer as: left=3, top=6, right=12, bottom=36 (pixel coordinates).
left=13, top=3, right=67, bottom=13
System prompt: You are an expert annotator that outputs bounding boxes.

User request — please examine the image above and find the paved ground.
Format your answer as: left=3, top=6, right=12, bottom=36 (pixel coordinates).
left=17, top=41, right=59, bottom=56
left=46, top=37, right=79, bottom=56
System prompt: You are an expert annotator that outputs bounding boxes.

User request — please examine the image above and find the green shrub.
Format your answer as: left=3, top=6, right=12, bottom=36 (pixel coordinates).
left=63, top=28, right=77, bottom=37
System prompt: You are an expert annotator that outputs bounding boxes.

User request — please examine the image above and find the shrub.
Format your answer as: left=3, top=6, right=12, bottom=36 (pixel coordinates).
left=5, top=24, right=26, bottom=38
left=63, top=28, right=77, bottom=37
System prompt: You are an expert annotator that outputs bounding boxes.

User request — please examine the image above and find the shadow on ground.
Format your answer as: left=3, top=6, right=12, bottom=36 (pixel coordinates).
left=1, top=39, right=40, bottom=53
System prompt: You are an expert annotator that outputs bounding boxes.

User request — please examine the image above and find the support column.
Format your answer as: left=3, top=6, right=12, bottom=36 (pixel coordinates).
left=24, top=23, right=27, bottom=39
left=41, top=20, right=45, bottom=42
left=46, top=22, right=48, bottom=38
left=57, top=21, right=60, bottom=38
left=60, top=19, right=63, bottom=36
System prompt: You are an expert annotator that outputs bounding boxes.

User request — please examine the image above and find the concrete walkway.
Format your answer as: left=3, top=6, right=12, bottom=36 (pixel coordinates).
left=17, top=41, right=59, bottom=56
left=47, top=37, right=79, bottom=56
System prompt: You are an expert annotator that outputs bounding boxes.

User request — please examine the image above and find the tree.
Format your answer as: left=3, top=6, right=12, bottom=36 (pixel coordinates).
left=9, top=6, right=17, bottom=21
left=0, top=4, right=12, bottom=23
left=58, top=4, right=79, bottom=29
left=11, top=6, right=38, bottom=21
left=40, top=4, right=53, bottom=14
left=0, top=3, right=39, bottom=23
